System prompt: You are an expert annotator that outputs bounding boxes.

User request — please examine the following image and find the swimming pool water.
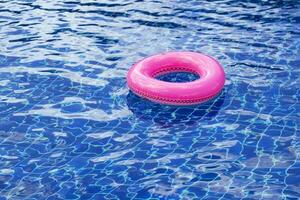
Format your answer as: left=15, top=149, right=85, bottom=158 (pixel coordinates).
left=0, top=0, right=299, bottom=199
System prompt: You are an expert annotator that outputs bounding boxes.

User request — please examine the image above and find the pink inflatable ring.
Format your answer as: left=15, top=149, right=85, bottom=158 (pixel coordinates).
left=127, top=52, right=225, bottom=105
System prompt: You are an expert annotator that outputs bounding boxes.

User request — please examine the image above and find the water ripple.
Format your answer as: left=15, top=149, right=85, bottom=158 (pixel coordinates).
left=0, top=0, right=299, bottom=199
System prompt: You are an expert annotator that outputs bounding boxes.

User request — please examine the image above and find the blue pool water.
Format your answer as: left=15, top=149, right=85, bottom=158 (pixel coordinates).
left=0, top=0, right=299, bottom=199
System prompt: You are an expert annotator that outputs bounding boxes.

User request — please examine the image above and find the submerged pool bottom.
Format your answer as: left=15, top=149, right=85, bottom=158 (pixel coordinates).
left=0, top=0, right=299, bottom=199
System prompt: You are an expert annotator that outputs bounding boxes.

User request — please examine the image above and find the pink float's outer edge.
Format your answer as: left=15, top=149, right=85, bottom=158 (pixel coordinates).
left=126, top=51, right=226, bottom=105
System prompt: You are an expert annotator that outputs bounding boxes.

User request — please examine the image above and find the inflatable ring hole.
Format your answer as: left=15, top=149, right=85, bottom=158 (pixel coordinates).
left=155, top=69, right=200, bottom=83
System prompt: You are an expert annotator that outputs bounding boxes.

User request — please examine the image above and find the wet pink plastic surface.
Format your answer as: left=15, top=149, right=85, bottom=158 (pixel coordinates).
left=127, top=52, right=225, bottom=105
